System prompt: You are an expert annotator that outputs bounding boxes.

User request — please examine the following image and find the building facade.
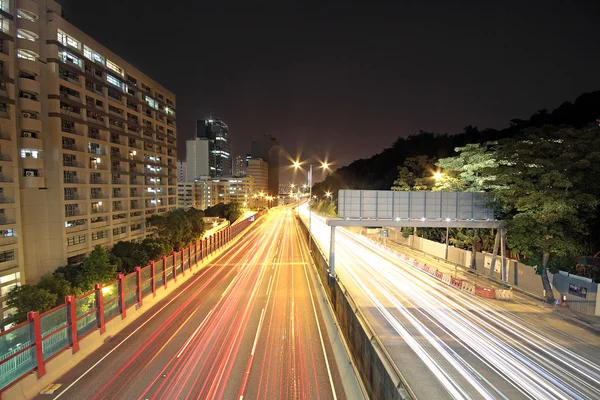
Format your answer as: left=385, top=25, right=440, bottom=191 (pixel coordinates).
left=177, top=176, right=254, bottom=210
left=235, top=155, right=245, bottom=176
left=177, top=160, right=186, bottom=182
left=251, top=135, right=279, bottom=196
left=0, top=0, right=177, bottom=326
left=197, top=118, right=231, bottom=177
left=185, top=138, right=209, bottom=181
left=247, top=158, right=268, bottom=195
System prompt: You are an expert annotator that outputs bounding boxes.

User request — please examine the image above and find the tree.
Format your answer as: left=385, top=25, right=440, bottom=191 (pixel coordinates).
left=36, top=273, right=75, bottom=306
left=391, top=156, right=438, bottom=191
left=225, top=202, right=242, bottom=223
left=434, top=143, right=500, bottom=191
left=111, top=241, right=149, bottom=273
left=147, top=209, right=192, bottom=251
left=76, top=245, right=117, bottom=291
left=141, top=238, right=171, bottom=261
left=6, top=285, right=57, bottom=324
left=186, top=208, right=205, bottom=239
left=439, top=125, right=600, bottom=302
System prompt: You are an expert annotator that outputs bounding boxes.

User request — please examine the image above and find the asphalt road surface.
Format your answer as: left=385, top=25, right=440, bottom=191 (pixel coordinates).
left=43, top=208, right=345, bottom=400
left=301, top=205, right=600, bottom=400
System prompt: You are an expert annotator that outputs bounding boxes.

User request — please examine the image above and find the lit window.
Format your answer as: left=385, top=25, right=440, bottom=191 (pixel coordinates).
left=20, top=149, right=40, bottom=158
left=17, top=9, right=37, bottom=21
left=83, top=45, right=105, bottom=65
left=17, top=29, right=38, bottom=41
left=0, top=17, right=9, bottom=34
left=106, top=59, right=124, bottom=77
left=0, top=271, right=20, bottom=284
left=0, top=1, right=8, bottom=13
left=58, top=51, right=82, bottom=68
left=144, top=96, right=159, bottom=110
left=57, top=29, right=80, bottom=50
left=107, top=75, right=124, bottom=90
left=17, top=49, right=38, bottom=61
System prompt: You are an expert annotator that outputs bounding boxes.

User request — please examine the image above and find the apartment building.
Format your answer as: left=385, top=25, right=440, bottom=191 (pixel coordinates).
left=0, top=0, right=177, bottom=326
left=177, top=176, right=254, bottom=210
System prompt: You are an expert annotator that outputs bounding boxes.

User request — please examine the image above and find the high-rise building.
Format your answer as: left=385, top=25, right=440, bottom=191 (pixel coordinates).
left=0, top=0, right=178, bottom=325
left=185, top=138, right=210, bottom=181
left=235, top=155, right=245, bottom=176
left=177, top=160, right=186, bottom=182
left=197, top=118, right=231, bottom=177
left=251, top=136, right=279, bottom=196
left=247, top=158, right=268, bottom=195
left=245, top=153, right=251, bottom=167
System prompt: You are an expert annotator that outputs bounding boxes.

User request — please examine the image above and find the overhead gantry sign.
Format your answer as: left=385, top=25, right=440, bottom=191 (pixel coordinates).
left=326, top=190, right=507, bottom=280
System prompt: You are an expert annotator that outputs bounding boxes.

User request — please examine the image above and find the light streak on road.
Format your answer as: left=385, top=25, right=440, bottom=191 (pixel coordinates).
left=299, top=204, right=600, bottom=400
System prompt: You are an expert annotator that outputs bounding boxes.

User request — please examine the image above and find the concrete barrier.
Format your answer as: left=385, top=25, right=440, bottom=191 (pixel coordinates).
left=450, top=277, right=463, bottom=290
left=441, top=274, right=452, bottom=285
left=495, top=289, right=514, bottom=301
left=476, top=285, right=496, bottom=299
left=462, top=282, right=476, bottom=295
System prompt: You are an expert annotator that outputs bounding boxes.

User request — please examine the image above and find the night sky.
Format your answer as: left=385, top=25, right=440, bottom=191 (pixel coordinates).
left=63, top=0, right=600, bottom=183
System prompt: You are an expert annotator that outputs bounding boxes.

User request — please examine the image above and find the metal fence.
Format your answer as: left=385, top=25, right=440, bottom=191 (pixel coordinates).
left=0, top=210, right=266, bottom=393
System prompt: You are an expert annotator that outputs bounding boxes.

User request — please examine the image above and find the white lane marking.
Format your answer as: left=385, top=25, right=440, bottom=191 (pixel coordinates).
left=221, top=277, right=237, bottom=298
left=266, top=276, right=272, bottom=295
left=297, top=227, right=338, bottom=400
left=177, top=309, right=214, bottom=358
left=251, top=308, right=266, bottom=356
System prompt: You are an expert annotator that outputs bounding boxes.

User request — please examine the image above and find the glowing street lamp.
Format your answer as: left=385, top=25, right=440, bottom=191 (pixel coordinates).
left=433, top=172, right=443, bottom=181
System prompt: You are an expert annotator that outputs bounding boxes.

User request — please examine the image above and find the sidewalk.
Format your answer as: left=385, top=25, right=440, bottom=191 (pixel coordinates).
left=361, top=232, right=600, bottom=336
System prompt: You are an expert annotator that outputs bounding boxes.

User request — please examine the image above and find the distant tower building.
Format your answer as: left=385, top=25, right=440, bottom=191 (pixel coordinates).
left=197, top=118, right=232, bottom=177
left=177, top=160, right=187, bottom=183
left=247, top=158, right=269, bottom=194
left=235, top=155, right=246, bottom=176
left=185, top=139, right=210, bottom=181
left=251, top=136, right=280, bottom=196
left=245, top=153, right=252, bottom=167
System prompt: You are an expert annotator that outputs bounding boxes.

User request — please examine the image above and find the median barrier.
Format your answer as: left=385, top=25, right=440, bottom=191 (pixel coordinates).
left=461, top=281, right=476, bottom=295
left=495, top=289, right=514, bottom=301
left=450, top=277, right=463, bottom=290
left=441, top=274, right=452, bottom=285
left=423, top=265, right=430, bottom=274
left=434, top=270, right=443, bottom=280
left=475, top=285, right=496, bottom=299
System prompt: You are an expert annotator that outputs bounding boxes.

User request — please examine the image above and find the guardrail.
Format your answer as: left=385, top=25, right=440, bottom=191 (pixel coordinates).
left=0, top=210, right=266, bottom=395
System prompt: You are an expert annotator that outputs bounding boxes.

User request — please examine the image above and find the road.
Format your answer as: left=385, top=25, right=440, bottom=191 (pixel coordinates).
left=43, top=208, right=345, bottom=400
left=300, top=205, right=600, bottom=400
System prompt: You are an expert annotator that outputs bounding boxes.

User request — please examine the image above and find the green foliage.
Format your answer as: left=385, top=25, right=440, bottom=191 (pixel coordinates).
left=6, top=285, right=57, bottom=324
left=310, top=199, right=337, bottom=217
left=204, top=203, right=241, bottom=223
left=435, top=143, right=500, bottom=191
left=391, top=156, right=438, bottom=191
left=147, top=208, right=205, bottom=251
left=141, top=237, right=172, bottom=261
left=36, top=273, right=75, bottom=306
left=75, top=245, right=117, bottom=291
left=225, top=202, right=243, bottom=223
left=111, top=241, right=150, bottom=273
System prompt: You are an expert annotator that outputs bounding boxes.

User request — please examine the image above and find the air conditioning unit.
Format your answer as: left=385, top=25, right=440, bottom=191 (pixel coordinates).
left=22, top=132, right=31, bottom=138
left=22, top=112, right=32, bottom=118
left=25, top=152, right=32, bottom=157
left=25, top=171, right=34, bottom=177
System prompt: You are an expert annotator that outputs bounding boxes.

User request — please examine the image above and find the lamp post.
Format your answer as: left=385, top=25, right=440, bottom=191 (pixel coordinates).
left=293, top=160, right=329, bottom=263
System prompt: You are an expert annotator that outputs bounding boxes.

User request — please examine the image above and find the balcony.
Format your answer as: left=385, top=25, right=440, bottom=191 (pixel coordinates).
left=62, top=143, right=83, bottom=152
left=0, top=197, right=14, bottom=204
left=65, top=209, right=83, bottom=217
left=18, top=77, right=40, bottom=95
left=89, top=178, right=107, bottom=185
left=63, top=177, right=86, bottom=184
left=111, top=178, right=126, bottom=185
left=63, top=160, right=85, bottom=168
left=17, top=37, right=40, bottom=56
left=90, top=193, right=108, bottom=199
left=21, top=117, right=42, bottom=132
left=60, top=107, right=81, bottom=119
left=61, top=125, right=83, bottom=136
left=22, top=174, right=45, bottom=188
left=64, top=193, right=84, bottom=201
left=20, top=136, right=42, bottom=149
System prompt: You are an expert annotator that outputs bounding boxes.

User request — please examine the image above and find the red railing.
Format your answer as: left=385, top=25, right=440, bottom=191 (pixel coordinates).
left=0, top=211, right=267, bottom=395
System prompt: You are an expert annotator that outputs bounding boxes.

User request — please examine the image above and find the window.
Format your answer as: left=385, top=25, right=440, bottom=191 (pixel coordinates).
left=106, top=60, right=124, bottom=77
left=83, top=45, right=105, bottom=65
left=17, top=29, right=38, bottom=42
left=67, top=235, right=86, bottom=246
left=0, top=18, right=9, bottom=34
left=57, top=30, right=80, bottom=50
left=21, top=149, right=40, bottom=159
left=0, top=249, right=14, bottom=262
left=0, top=272, right=20, bottom=284
left=113, top=226, right=127, bottom=235
left=17, top=9, right=38, bottom=21
left=107, top=75, right=124, bottom=90
left=0, top=228, right=13, bottom=237
left=17, top=49, right=38, bottom=61
left=144, top=96, right=158, bottom=110
left=59, top=51, right=82, bottom=68
left=92, top=230, right=108, bottom=240
left=65, top=219, right=86, bottom=228
left=131, top=223, right=142, bottom=231
left=22, top=130, right=38, bottom=138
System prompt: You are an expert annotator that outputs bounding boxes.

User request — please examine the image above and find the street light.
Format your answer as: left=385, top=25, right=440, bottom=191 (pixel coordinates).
left=434, top=172, right=443, bottom=181
left=293, top=160, right=330, bottom=257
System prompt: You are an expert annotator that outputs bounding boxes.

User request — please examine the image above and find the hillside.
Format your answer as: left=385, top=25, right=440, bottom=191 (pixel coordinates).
left=313, top=89, right=600, bottom=195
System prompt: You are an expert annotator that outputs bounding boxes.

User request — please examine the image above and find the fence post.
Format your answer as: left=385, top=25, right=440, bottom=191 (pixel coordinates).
left=95, top=284, right=105, bottom=334
left=117, top=274, right=126, bottom=319
left=28, top=311, right=46, bottom=378
left=135, top=267, right=143, bottom=307
left=151, top=260, right=156, bottom=297
left=172, top=251, right=178, bottom=282
left=65, top=296, right=79, bottom=354
left=162, top=255, right=168, bottom=289
left=181, top=249, right=186, bottom=277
